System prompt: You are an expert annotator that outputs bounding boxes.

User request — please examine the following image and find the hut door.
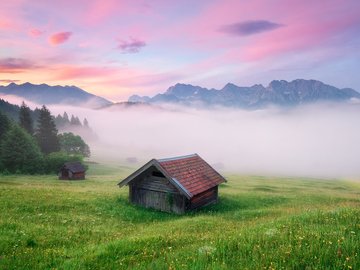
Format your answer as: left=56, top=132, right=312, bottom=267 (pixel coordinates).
left=137, top=189, right=170, bottom=212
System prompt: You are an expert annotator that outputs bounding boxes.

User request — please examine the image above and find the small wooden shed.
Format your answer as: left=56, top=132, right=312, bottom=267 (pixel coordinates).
left=118, top=154, right=226, bottom=214
left=58, top=162, right=86, bottom=180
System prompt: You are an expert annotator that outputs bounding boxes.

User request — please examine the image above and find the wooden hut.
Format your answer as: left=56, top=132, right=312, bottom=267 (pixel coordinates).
left=58, top=162, right=86, bottom=180
left=118, top=154, right=226, bottom=214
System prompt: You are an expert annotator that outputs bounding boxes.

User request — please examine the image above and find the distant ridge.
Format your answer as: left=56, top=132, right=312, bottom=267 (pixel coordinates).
left=98, top=101, right=160, bottom=111
left=2, top=80, right=359, bottom=110
left=0, top=82, right=112, bottom=108
left=129, top=79, right=360, bottom=108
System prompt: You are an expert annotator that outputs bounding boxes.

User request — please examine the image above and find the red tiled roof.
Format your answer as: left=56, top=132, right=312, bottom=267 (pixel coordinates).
left=157, top=154, right=226, bottom=197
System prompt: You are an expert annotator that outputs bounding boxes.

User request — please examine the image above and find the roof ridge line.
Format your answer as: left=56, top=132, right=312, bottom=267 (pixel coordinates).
left=156, top=153, right=198, bottom=162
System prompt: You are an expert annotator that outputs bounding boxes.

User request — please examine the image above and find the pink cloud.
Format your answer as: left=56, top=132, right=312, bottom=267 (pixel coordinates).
left=105, top=71, right=185, bottom=88
left=48, top=32, right=72, bottom=45
left=29, top=28, right=44, bottom=37
left=54, top=66, right=117, bottom=80
left=0, top=18, right=12, bottom=29
left=92, top=71, right=186, bottom=100
left=0, top=79, right=20, bottom=83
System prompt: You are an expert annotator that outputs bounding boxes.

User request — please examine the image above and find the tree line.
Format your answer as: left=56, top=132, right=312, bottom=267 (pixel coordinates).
left=0, top=98, right=90, bottom=132
left=55, top=112, right=90, bottom=129
left=0, top=102, right=90, bottom=175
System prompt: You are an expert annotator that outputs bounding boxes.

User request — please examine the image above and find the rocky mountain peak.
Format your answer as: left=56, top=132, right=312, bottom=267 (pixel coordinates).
left=127, top=79, right=360, bottom=109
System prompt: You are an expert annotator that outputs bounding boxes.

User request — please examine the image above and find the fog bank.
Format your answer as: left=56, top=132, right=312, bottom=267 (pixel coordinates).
left=45, top=102, right=360, bottom=179
left=4, top=94, right=359, bottom=178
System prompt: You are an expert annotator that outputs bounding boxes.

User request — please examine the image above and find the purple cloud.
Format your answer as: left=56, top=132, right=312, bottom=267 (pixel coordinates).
left=0, top=58, right=37, bottom=73
left=118, top=37, right=146, bottom=53
left=220, top=20, right=284, bottom=36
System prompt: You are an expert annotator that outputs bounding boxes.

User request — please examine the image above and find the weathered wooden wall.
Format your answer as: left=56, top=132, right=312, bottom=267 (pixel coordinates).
left=130, top=186, right=185, bottom=214
left=129, top=165, right=186, bottom=214
left=186, top=186, right=218, bottom=210
left=59, top=170, right=85, bottom=180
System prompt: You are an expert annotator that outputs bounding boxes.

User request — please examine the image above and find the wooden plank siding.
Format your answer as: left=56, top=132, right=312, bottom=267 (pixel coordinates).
left=71, top=172, right=85, bottom=180
left=130, top=186, right=185, bottom=214
left=136, top=176, right=179, bottom=193
left=187, top=186, right=218, bottom=210
left=59, top=170, right=85, bottom=180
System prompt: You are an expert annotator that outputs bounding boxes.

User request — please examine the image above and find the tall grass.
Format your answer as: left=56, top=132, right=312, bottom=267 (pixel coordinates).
left=0, top=166, right=359, bottom=269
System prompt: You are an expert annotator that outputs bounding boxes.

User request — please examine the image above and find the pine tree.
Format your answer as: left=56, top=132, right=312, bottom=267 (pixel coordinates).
left=0, top=124, right=43, bottom=174
left=0, top=111, right=11, bottom=171
left=35, top=105, right=60, bottom=154
left=19, top=101, right=34, bottom=135
left=83, top=118, right=89, bottom=128
left=70, top=115, right=82, bottom=126
left=75, top=116, right=82, bottom=126
left=70, top=115, right=76, bottom=125
left=0, top=111, right=11, bottom=142
left=63, top=112, right=70, bottom=124
left=55, top=114, right=63, bottom=128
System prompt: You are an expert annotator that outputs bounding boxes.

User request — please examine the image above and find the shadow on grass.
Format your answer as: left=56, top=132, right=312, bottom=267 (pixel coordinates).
left=200, top=194, right=288, bottom=213
left=95, top=193, right=290, bottom=224
left=94, top=196, right=179, bottom=224
left=192, top=194, right=288, bottom=221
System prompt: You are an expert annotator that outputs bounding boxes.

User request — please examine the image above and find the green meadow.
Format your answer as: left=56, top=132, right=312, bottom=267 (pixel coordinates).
left=0, top=163, right=359, bottom=269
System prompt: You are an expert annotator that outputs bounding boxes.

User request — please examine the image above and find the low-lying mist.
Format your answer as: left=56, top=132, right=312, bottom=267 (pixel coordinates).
left=3, top=94, right=360, bottom=179
left=47, top=102, right=360, bottom=179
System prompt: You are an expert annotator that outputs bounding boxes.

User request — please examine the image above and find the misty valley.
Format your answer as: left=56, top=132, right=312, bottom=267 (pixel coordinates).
left=0, top=81, right=359, bottom=269
left=1, top=0, right=360, bottom=266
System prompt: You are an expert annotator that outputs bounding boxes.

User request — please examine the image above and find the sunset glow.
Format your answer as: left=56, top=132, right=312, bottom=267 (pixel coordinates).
left=1, top=0, right=359, bottom=101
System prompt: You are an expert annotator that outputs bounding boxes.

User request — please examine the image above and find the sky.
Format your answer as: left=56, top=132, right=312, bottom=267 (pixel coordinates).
left=1, top=0, right=360, bottom=101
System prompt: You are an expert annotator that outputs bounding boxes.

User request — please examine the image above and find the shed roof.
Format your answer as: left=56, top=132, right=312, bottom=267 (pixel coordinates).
left=62, top=162, right=86, bottom=173
left=118, top=154, right=226, bottom=199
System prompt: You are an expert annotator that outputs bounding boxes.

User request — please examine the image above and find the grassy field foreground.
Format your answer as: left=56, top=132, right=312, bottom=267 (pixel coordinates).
left=0, top=163, right=359, bottom=269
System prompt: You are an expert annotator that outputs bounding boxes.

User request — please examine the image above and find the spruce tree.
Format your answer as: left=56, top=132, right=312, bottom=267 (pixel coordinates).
left=0, top=111, right=11, bottom=171
left=19, top=101, right=34, bottom=135
left=75, top=116, right=81, bottom=126
left=0, top=111, right=11, bottom=142
left=63, top=112, right=69, bottom=124
left=0, top=124, right=43, bottom=174
left=35, top=105, right=60, bottom=154
left=54, top=114, right=63, bottom=128
left=70, top=115, right=82, bottom=125
left=83, top=118, right=89, bottom=128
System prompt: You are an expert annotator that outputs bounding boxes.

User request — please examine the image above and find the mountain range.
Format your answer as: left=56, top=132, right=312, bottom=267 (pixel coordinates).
left=129, top=79, right=360, bottom=108
left=1, top=80, right=359, bottom=110
left=0, top=82, right=112, bottom=108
